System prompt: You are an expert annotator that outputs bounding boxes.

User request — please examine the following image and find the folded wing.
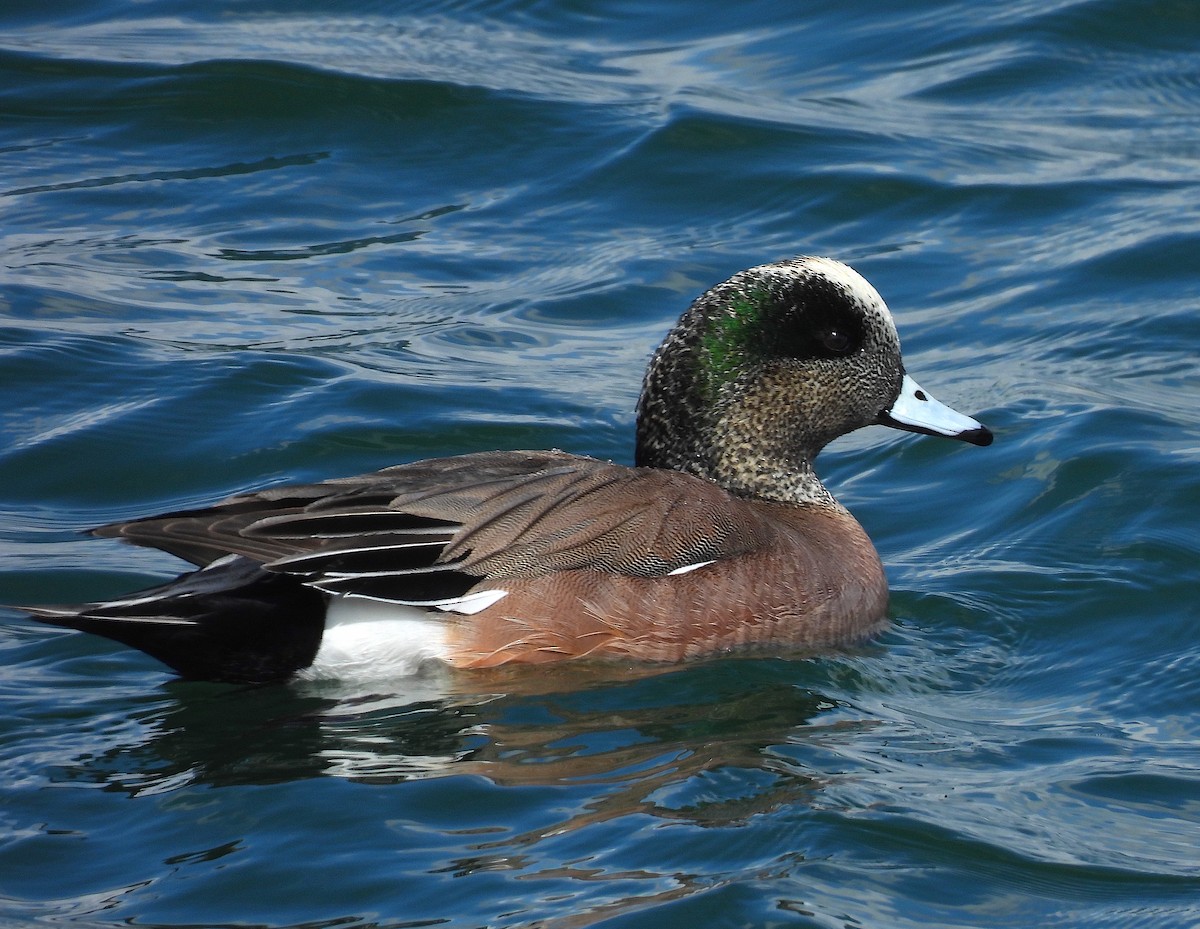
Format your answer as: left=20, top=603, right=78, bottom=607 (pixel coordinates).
left=94, top=450, right=779, bottom=606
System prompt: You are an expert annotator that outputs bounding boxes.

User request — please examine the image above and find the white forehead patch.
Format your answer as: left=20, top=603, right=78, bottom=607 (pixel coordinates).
left=797, top=256, right=900, bottom=345
left=802, top=257, right=884, bottom=308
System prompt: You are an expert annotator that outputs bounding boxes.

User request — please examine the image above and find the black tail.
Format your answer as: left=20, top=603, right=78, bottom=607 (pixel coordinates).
left=21, top=557, right=327, bottom=684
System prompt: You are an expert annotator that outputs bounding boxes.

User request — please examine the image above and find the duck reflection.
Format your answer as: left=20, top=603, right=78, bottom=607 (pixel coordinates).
left=64, top=658, right=865, bottom=829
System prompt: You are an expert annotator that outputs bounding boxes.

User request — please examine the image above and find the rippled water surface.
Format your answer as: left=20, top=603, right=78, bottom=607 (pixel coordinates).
left=2, top=1, right=1199, bottom=926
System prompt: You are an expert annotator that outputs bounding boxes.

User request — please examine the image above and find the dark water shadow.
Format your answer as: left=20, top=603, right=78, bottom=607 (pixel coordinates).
left=54, top=658, right=854, bottom=829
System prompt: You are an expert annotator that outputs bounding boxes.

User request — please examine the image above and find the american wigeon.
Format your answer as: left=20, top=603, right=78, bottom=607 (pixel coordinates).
left=21, top=257, right=992, bottom=682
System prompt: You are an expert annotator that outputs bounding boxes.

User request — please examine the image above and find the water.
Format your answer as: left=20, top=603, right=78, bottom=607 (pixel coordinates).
left=2, top=0, right=1199, bottom=926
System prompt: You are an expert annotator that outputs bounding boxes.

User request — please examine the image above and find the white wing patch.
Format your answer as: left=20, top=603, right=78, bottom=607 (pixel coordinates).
left=431, top=588, right=507, bottom=615
left=666, top=560, right=716, bottom=576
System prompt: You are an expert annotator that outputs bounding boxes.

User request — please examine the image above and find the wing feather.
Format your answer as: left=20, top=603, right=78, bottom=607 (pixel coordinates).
left=91, top=450, right=778, bottom=604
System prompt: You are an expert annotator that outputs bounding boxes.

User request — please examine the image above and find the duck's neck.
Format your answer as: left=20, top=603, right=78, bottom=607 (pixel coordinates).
left=635, top=413, right=838, bottom=509
left=709, top=447, right=841, bottom=509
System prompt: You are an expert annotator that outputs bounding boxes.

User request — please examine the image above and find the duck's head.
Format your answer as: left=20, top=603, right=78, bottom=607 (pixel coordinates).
left=635, top=256, right=992, bottom=504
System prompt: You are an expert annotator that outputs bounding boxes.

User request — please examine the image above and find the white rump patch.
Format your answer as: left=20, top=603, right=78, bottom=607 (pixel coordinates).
left=301, top=597, right=450, bottom=681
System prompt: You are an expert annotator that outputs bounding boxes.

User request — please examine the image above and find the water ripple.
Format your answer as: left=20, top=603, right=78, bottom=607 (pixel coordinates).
left=4, top=0, right=1200, bottom=926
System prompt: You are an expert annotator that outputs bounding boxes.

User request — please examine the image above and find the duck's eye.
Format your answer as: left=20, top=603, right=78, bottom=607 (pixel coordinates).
left=819, top=329, right=853, bottom=355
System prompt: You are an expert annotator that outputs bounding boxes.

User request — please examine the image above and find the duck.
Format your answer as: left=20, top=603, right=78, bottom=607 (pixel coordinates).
left=19, top=257, right=992, bottom=683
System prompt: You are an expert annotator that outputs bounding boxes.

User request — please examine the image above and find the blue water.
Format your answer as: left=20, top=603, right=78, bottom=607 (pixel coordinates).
left=2, top=1, right=1200, bottom=926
